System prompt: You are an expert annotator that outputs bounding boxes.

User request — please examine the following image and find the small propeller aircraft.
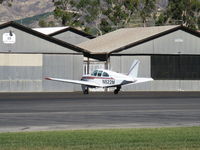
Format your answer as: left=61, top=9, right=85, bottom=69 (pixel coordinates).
left=45, top=60, right=153, bottom=94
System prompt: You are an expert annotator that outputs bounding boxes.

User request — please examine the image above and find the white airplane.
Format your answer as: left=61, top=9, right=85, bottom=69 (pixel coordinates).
left=45, top=60, right=153, bottom=94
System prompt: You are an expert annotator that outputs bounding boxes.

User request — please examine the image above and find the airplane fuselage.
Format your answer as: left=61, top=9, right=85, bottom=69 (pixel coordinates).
left=81, top=70, right=135, bottom=88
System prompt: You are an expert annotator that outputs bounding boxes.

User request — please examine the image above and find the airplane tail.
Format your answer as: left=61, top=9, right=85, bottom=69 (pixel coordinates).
left=127, top=60, right=140, bottom=78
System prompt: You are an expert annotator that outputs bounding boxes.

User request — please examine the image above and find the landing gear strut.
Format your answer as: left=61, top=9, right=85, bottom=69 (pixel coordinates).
left=83, top=88, right=89, bottom=94
left=82, top=85, right=89, bottom=94
left=114, top=86, right=121, bottom=94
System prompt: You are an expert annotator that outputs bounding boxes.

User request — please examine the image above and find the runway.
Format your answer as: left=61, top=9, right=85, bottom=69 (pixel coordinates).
left=0, top=92, right=200, bottom=132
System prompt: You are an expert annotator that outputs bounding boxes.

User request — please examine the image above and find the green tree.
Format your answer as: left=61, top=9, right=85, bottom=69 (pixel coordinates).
left=77, top=0, right=105, bottom=35
left=124, top=0, right=140, bottom=26
left=99, top=18, right=112, bottom=34
left=0, top=0, right=13, bottom=6
left=137, top=0, right=156, bottom=27
left=105, top=0, right=157, bottom=28
left=156, top=0, right=200, bottom=30
left=39, top=19, right=48, bottom=27
left=52, top=0, right=157, bottom=35
left=53, top=0, right=79, bottom=26
left=105, top=0, right=131, bottom=29
left=48, top=21, right=56, bottom=27
left=101, top=0, right=141, bottom=31
left=155, top=12, right=168, bottom=26
left=53, top=0, right=136, bottom=35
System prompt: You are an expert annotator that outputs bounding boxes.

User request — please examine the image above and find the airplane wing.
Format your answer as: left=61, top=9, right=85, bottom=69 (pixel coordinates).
left=45, top=77, right=101, bottom=87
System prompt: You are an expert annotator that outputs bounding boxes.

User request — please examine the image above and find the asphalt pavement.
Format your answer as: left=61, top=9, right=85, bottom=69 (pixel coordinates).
left=0, top=92, right=200, bottom=132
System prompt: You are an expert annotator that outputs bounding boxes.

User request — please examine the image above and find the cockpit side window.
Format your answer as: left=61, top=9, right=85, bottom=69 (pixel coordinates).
left=97, top=70, right=103, bottom=77
left=91, top=70, right=98, bottom=76
left=103, top=72, right=109, bottom=77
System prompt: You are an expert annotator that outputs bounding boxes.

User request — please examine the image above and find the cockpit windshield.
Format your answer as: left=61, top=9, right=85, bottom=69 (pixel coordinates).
left=97, top=71, right=103, bottom=76
left=91, top=70, right=98, bottom=76
left=91, top=70, right=109, bottom=77
left=103, top=72, right=109, bottom=77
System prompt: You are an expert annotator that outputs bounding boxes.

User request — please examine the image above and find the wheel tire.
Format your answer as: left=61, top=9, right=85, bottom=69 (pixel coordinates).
left=84, top=89, right=89, bottom=94
left=114, top=89, right=119, bottom=94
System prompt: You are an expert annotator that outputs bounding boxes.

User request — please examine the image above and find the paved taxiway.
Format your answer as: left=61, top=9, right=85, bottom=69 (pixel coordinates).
left=0, top=92, right=200, bottom=132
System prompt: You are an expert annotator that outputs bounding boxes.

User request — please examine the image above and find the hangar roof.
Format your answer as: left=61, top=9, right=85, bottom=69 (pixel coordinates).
left=33, top=26, right=95, bottom=39
left=33, top=27, right=68, bottom=35
left=0, top=21, right=90, bottom=55
left=78, top=25, right=200, bottom=54
left=48, top=27, right=95, bottom=39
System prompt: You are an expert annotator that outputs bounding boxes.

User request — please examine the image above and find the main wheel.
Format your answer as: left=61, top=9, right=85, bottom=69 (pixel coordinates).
left=114, top=89, right=119, bottom=94
left=114, top=86, right=121, bottom=94
left=83, top=89, right=89, bottom=94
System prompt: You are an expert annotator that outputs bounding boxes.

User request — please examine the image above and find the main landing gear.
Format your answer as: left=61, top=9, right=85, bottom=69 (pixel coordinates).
left=114, top=86, right=121, bottom=94
left=83, top=88, right=89, bottom=94
left=82, top=85, right=89, bottom=94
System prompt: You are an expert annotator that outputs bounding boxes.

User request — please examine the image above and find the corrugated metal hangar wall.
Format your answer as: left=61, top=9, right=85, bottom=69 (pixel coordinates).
left=110, top=29, right=200, bottom=91
left=0, top=22, right=84, bottom=92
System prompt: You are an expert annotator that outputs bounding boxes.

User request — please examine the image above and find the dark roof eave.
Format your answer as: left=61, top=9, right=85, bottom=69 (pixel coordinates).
left=84, top=52, right=108, bottom=61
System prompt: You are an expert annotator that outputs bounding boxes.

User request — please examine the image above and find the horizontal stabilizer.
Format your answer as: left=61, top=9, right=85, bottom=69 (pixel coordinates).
left=124, top=77, right=153, bottom=86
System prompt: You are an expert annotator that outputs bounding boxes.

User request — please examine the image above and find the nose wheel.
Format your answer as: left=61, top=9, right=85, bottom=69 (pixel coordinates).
left=114, top=86, right=121, bottom=94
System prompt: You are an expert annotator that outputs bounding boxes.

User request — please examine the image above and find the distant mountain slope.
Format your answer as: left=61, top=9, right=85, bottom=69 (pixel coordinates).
left=15, top=12, right=54, bottom=28
left=0, top=0, right=169, bottom=27
left=0, top=0, right=54, bottom=23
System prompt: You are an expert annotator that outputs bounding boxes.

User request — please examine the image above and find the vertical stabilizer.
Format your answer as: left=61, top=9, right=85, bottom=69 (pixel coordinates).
left=128, top=60, right=140, bottom=78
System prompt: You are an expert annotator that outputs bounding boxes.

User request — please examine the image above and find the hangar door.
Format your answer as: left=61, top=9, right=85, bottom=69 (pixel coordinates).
left=0, top=54, right=42, bottom=92
left=151, top=55, right=200, bottom=80
left=43, top=54, right=83, bottom=92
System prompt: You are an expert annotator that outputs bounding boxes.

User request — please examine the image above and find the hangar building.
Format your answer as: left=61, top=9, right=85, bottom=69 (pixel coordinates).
left=0, top=21, right=89, bottom=92
left=34, top=26, right=96, bottom=76
left=1, top=22, right=200, bottom=92
left=34, top=26, right=95, bottom=45
left=79, top=25, right=200, bottom=91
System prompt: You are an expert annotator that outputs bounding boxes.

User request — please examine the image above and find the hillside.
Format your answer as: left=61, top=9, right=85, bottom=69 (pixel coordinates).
left=0, top=0, right=54, bottom=23
left=0, top=0, right=170, bottom=28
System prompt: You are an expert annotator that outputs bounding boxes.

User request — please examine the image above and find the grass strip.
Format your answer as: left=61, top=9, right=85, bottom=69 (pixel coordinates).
left=0, top=126, right=200, bottom=150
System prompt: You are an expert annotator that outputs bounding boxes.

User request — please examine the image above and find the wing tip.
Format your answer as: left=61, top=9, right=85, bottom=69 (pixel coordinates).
left=45, top=77, right=52, bottom=80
